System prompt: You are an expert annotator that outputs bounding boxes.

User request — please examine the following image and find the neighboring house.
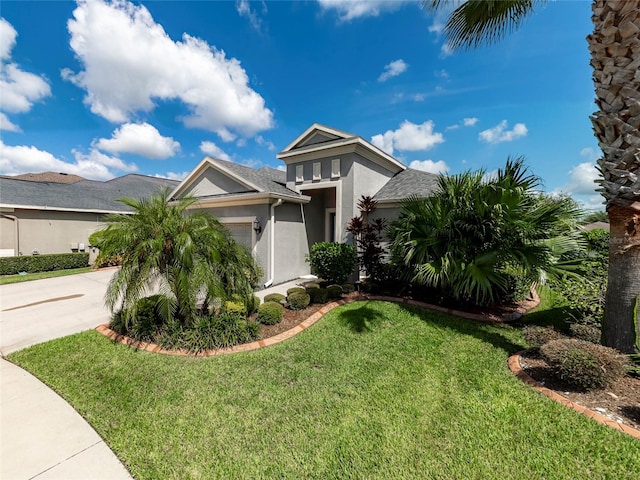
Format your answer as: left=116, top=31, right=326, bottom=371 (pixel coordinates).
left=170, top=124, right=439, bottom=286
left=0, top=124, right=439, bottom=286
left=0, top=173, right=179, bottom=257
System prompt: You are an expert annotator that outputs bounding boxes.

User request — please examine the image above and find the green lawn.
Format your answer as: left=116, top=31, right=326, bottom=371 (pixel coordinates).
left=9, top=301, right=639, bottom=479
left=0, top=267, right=93, bottom=285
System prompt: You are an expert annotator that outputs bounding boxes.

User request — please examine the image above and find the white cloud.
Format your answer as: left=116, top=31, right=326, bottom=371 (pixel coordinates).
left=463, top=117, right=478, bottom=127
left=445, top=124, right=459, bottom=131
left=317, top=0, right=412, bottom=21
left=63, top=0, right=273, bottom=137
left=276, top=165, right=286, bottom=172
left=94, top=122, right=179, bottom=159
left=255, top=135, right=275, bottom=151
left=0, top=18, right=51, bottom=123
left=371, top=120, right=444, bottom=155
left=0, top=112, right=21, bottom=132
left=155, top=171, right=189, bottom=181
left=378, top=59, right=408, bottom=82
left=408, top=159, right=450, bottom=174
left=200, top=141, right=231, bottom=161
left=0, top=141, right=136, bottom=180
left=412, top=93, right=426, bottom=102
left=479, top=120, right=527, bottom=143
left=236, top=0, right=266, bottom=32
left=561, top=162, right=600, bottom=195
left=434, top=69, right=449, bottom=79
left=440, top=42, right=454, bottom=58
left=580, top=147, right=601, bottom=162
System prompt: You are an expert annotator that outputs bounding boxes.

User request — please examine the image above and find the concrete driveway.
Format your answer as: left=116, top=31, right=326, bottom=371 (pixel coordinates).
left=0, top=268, right=116, bottom=355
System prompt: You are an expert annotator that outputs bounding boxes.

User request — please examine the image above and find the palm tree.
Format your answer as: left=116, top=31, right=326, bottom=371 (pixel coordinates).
left=389, top=158, right=583, bottom=306
left=425, top=0, right=640, bottom=353
left=96, top=188, right=259, bottom=327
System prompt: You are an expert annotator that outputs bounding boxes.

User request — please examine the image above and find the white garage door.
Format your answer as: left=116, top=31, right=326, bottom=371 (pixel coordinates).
left=225, top=223, right=253, bottom=249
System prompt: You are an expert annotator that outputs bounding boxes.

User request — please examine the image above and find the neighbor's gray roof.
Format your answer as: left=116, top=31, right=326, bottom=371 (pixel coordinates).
left=209, top=159, right=298, bottom=197
left=373, top=168, right=440, bottom=202
left=0, top=174, right=179, bottom=212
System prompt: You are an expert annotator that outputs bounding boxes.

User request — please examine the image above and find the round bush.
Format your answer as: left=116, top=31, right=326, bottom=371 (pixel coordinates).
left=287, top=291, right=310, bottom=310
left=287, top=287, right=306, bottom=296
left=264, top=293, right=285, bottom=304
left=326, top=284, right=343, bottom=300
left=540, top=339, right=629, bottom=390
left=257, top=301, right=284, bottom=325
left=569, top=323, right=602, bottom=344
left=304, top=282, right=320, bottom=290
left=307, top=242, right=357, bottom=284
left=308, top=287, right=328, bottom=304
left=522, top=325, right=565, bottom=348
left=341, top=283, right=355, bottom=294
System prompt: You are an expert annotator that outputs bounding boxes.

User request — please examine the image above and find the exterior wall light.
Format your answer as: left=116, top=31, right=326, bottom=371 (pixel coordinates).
left=253, top=218, right=262, bottom=234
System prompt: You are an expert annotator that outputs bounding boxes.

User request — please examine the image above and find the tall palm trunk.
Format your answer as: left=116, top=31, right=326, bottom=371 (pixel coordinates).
left=588, top=0, right=640, bottom=353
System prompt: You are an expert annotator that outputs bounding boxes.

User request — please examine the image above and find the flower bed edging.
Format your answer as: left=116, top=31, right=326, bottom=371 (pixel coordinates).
left=508, top=350, right=640, bottom=440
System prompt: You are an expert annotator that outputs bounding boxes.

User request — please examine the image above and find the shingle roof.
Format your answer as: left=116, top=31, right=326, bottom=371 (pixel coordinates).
left=4, top=172, right=86, bottom=184
left=373, top=168, right=440, bottom=202
left=0, top=174, right=179, bottom=212
left=208, top=159, right=298, bottom=197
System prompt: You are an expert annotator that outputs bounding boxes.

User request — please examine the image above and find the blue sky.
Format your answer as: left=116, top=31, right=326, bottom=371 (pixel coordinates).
left=1, top=0, right=603, bottom=209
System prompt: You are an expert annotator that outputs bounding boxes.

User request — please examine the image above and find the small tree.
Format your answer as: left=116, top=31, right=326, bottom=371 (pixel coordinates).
left=346, top=196, right=388, bottom=282
left=307, top=242, right=356, bottom=284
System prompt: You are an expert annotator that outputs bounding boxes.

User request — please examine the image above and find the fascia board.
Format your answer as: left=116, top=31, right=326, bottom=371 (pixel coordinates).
left=187, top=192, right=310, bottom=209
left=278, top=123, right=354, bottom=154
left=0, top=203, right=132, bottom=215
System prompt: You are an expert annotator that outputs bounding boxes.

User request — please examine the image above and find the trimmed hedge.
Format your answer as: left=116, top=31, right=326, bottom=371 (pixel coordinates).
left=264, top=293, right=285, bottom=304
left=0, top=253, right=90, bottom=275
left=327, top=284, right=343, bottom=300
left=308, top=287, right=328, bottom=304
left=287, top=291, right=310, bottom=310
left=257, top=302, right=284, bottom=325
left=287, top=287, right=306, bottom=296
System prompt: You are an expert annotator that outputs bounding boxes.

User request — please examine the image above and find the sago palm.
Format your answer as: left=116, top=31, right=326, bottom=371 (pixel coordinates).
left=390, top=158, right=583, bottom=306
left=97, top=188, right=259, bottom=327
left=425, top=0, right=640, bottom=352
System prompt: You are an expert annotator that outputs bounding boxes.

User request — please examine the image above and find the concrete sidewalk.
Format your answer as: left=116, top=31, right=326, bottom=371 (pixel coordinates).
left=0, top=271, right=311, bottom=479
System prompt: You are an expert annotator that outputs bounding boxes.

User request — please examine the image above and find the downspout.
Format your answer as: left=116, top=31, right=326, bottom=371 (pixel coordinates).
left=1, top=214, right=19, bottom=256
left=263, top=199, right=284, bottom=288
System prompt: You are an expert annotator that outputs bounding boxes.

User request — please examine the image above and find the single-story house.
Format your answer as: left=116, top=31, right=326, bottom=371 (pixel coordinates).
left=0, top=124, right=439, bottom=286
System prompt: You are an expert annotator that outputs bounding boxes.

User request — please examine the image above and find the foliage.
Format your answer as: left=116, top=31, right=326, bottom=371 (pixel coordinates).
left=569, top=323, right=602, bottom=344
left=307, top=242, right=357, bottom=284
left=263, top=293, right=285, bottom=304
left=223, top=300, right=247, bottom=318
left=0, top=252, right=89, bottom=275
left=326, top=284, right=343, bottom=300
left=287, top=291, right=310, bottom=310
left=346, top=195, right=389, bottom=282
left=583, top=228, right=609, bottom=256
left=389, top=158, right=584, bottom=306
left=286, top=287, right=306, bottom=296
left=581, top=211, right=609, bottom=224
left=341, top=283, right=355, bottom=294
left=522, top=325, right=565, bottom=349
left=308, top=287, right=328, bottom=304
left=96, top=188, right=260, bottom=329
left=248, top=295, right=261, bottom=314
left=540, top=339, right=629, bottom=390
left=257, top=301, right=284, bottom=325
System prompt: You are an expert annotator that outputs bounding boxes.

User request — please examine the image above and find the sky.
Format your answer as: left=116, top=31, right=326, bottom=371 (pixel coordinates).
left=0, top=0, right=604, bottom=210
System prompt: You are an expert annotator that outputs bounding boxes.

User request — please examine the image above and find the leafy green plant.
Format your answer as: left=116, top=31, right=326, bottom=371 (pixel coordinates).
left=0, top=252, right=89, bottom=275
left=341, top=283, right=355, bottom=294
left=326, top=284, right=343, bottom=300
left=307, top=242, right=357, bottom=285
left=286, top=287, right=306, bottom=296
left=257, top=301, right=284, bottom=325
left=264, top=293, right=285, bottom=304
left=308, top=287, right=328, bottom=304
left=223, top=300, right=247, bottom=318
left=346, top=195, right=389, bottom=282
left=287, top=291, right=310, bottom=310
left=540, top=339, right=628, bottom=390
left=389, top=159, right=584, bottom=306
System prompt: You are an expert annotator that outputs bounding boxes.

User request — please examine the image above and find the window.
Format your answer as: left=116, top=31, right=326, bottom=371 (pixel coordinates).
left=313, top=162, right=321, bottom=181
left=296, top=165, right=304, bottom=183
left=331, top=158, right=340, bottom=178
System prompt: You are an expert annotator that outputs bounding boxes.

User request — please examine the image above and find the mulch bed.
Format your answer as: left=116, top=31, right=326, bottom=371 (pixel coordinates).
left=519, top=349, right=640, bottom=431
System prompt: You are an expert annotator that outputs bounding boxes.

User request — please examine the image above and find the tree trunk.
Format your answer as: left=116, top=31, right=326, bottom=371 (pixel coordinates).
left=603, top=205, right=640, bottom=353
left=588, top=0, right=640, bottom=353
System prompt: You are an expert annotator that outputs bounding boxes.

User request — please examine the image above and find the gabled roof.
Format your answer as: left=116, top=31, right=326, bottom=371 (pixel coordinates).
left=0, top=174, right=179, bottom=213
left=170, top=157, right=302, bottom=201
left=277, top=123, right=406, bottom=173
left=373, top=168, right=440, bottom=203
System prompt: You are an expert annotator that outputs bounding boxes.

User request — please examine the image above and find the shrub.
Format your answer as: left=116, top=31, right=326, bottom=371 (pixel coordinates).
left=287, top=287, right=306, bottom=296
left=0, top=252, right=89, bottom=275
left=248, top=295, right=261, bottom=314
left=341, top=283, right=355, bottom=294
left=287, top=291, right=310, bottom=310
left=109, top=295, right=166, bottom=342
left=257, top=302, right=284, bottom=325
left=223, top=300, right=247, bottom=318
left=522, top=325, right=565, bottom=348
left=264, top=293, right=285, bottom=304
left=569, top=323, right=602, bottom=344
left=307, top=242, right=357, bottom=285
left=326, top=284, right=343, bottom=300
left=173, top=313, right=260, bottom=352
left=308, top=287, right=328, bottom=304
left=540, top=339, right=629, bottom=390
left=304, top=282, right=320, bottom=290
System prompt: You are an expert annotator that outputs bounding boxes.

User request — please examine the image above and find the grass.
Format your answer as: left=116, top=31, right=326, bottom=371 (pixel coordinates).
left=9, top=300, right=640, bottom=479
left=0, top=267, right=93, bottom=285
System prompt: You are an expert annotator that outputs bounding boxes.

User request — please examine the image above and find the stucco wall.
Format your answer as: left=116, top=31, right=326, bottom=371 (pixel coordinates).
left=273, top=202, right=310, bottom=284
left=0, top=209, right=106, bottom=256
left=183, top=168, right=249, bottom=197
